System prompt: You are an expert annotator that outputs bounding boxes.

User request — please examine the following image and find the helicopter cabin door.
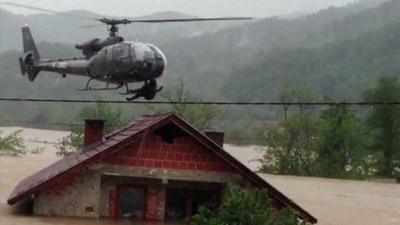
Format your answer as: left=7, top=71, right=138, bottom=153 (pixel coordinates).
left=108, top=43, right=131, bottom=75
left=111, top=43, right=131, bottom=63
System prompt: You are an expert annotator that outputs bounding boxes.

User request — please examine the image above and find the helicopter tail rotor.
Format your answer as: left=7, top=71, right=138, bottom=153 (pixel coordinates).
left=20, top=25, right=41, bottom=81
left=19, top=55, right=40, bottom=81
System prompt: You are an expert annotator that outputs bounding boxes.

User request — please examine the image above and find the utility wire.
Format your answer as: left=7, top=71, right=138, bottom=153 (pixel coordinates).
left=0, top=119, right=266, bottom=142
left=0, top=97, right=400, bottom=106
left=0, top=119, right=121, bottom=128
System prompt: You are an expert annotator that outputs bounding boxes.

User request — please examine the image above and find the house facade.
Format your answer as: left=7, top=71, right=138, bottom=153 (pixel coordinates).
left=8, top=113, right=317, bottom=223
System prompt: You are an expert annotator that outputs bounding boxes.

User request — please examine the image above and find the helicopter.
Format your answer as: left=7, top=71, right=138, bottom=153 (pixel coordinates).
left=1, top=2, right=251, bottom=101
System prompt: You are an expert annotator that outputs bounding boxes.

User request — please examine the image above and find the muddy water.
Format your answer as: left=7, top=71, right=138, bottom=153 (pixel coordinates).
left=1, top=127, right=399, bottom=225
left=1, top=205, right=180, bottom=225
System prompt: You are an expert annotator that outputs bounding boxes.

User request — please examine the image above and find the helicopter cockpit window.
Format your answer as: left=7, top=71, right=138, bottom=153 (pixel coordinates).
left=144, top=48, right=154, bottom=59
left=113, top=44, right=129, bottom=59
left=133, top=44, right=154, bottom=61
left=148, top=45, right=163, bottom=60
left=130, top=44, right=136, bottom=60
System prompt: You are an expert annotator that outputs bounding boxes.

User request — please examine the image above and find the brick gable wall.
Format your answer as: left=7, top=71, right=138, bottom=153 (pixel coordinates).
left=101, top=134, right=235, bottom=173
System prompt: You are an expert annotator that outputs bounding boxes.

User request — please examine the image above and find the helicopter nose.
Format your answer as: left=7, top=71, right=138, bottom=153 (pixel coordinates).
left=133, top=56, right=165, bottom=79
left=153, top=57, right=165, bottom=78
left=149, top=45, right=166, bottom=78
left=157, top=48, right=167, bottom=68
left=131, top=43, right=166, bottom=79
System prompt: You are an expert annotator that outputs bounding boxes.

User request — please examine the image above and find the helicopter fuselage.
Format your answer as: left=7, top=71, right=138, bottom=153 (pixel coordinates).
left=20, top=25, right=166, bottom=100
left=37, top=41, right=167, bottom=85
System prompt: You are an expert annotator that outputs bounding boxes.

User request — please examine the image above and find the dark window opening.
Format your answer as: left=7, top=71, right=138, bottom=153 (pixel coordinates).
left=165, top=188, right=186, bottom=220
left=118, top=187, right=146, bottom=219
left=192, top=189, right=220, bottom=214
left=14, top=197, right=34, bottom=215
left=154, top=123, right=188, bottom=144
left=165, top=187, right=221, bottom=221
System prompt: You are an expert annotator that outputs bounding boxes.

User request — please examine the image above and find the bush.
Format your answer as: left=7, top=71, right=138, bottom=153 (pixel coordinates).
left=190, top=185, right=308, bottom=225
left=0, top=130, right=27, bottom=156
left=55, top=101, right=127, bottom=156
left=55, top=131, right=83, bottom=156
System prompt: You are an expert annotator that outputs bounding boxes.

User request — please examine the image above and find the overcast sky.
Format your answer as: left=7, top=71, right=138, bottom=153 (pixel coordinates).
left=1, top=0, right=359, bottom=18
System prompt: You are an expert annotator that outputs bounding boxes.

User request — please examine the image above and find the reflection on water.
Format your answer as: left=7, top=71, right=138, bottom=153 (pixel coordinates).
left=1, top=204, right=183, bottom=225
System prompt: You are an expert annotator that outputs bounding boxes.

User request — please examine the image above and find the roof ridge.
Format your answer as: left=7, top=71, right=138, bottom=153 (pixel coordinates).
left=105, top=112, right=174, bottom=139
left=142, top=112, right=173, bottom=117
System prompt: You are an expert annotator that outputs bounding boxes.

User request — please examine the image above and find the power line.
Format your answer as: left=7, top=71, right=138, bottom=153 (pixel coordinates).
left=0, top=119, right=266, bottom=142
left=0, top=97, right=400, bottom=106
left=1, top=120, right=79, bottom=127
left=0, top=119, right=121, bottom=128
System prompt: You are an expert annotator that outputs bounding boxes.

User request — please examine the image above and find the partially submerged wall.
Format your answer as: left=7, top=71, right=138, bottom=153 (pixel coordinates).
left=97, top=166, right=244, bottom=218
left=33, top=169, right=101, bottom=218
left=32, top=134, right=247, bottom=219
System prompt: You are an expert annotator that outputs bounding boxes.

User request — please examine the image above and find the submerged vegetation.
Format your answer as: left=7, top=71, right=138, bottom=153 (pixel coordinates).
left=365, top=77, right=400, bottom=177
left=0, top=130, right=26, bottom=156
left=190, top=185, right=308, bottom=225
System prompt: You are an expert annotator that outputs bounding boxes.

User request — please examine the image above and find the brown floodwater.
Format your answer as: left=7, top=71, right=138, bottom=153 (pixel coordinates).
left=1, top=203, right=183, bottom=225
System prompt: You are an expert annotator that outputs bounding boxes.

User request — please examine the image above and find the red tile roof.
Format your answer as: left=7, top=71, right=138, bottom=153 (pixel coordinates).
left=7, top=113, right=317, bottom=223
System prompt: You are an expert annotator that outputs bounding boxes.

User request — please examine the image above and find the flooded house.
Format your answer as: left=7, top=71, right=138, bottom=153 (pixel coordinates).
left=7, top=113, right=317, bottom=223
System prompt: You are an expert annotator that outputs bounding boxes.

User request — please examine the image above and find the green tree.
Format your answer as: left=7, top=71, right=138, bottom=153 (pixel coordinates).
left=261, top=86, right=317, bottom=176
left=190, top=185, right=307, bottom=225
left=262, top=112, right=317, bottom=176
left=365, top=77, right=400, bottom=177
left=314, top=104, right=372, bottom=178
left=56, top=101, right=128, bottom=156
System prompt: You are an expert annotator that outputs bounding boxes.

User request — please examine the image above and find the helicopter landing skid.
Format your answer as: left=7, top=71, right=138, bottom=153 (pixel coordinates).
left=77, top=78, right=123, bottom=91
left=119, top=84, right=135, bottom=95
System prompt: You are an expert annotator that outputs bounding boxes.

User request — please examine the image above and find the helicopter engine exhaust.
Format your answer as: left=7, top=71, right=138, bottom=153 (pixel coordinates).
left=75, top=36, right=124, bottom=58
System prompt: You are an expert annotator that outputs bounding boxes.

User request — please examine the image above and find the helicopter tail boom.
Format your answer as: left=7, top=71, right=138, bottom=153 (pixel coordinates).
left=20, top=25, right=41, bottom=81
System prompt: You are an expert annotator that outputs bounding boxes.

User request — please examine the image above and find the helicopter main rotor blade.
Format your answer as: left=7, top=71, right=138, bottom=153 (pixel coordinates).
left=80, top=24, right=104, bottom=28
left=0, top=2, right=95, bottom=20
left=124, top=17, right=252, bottom=23
left=1, top=2, right=252, bottom=28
